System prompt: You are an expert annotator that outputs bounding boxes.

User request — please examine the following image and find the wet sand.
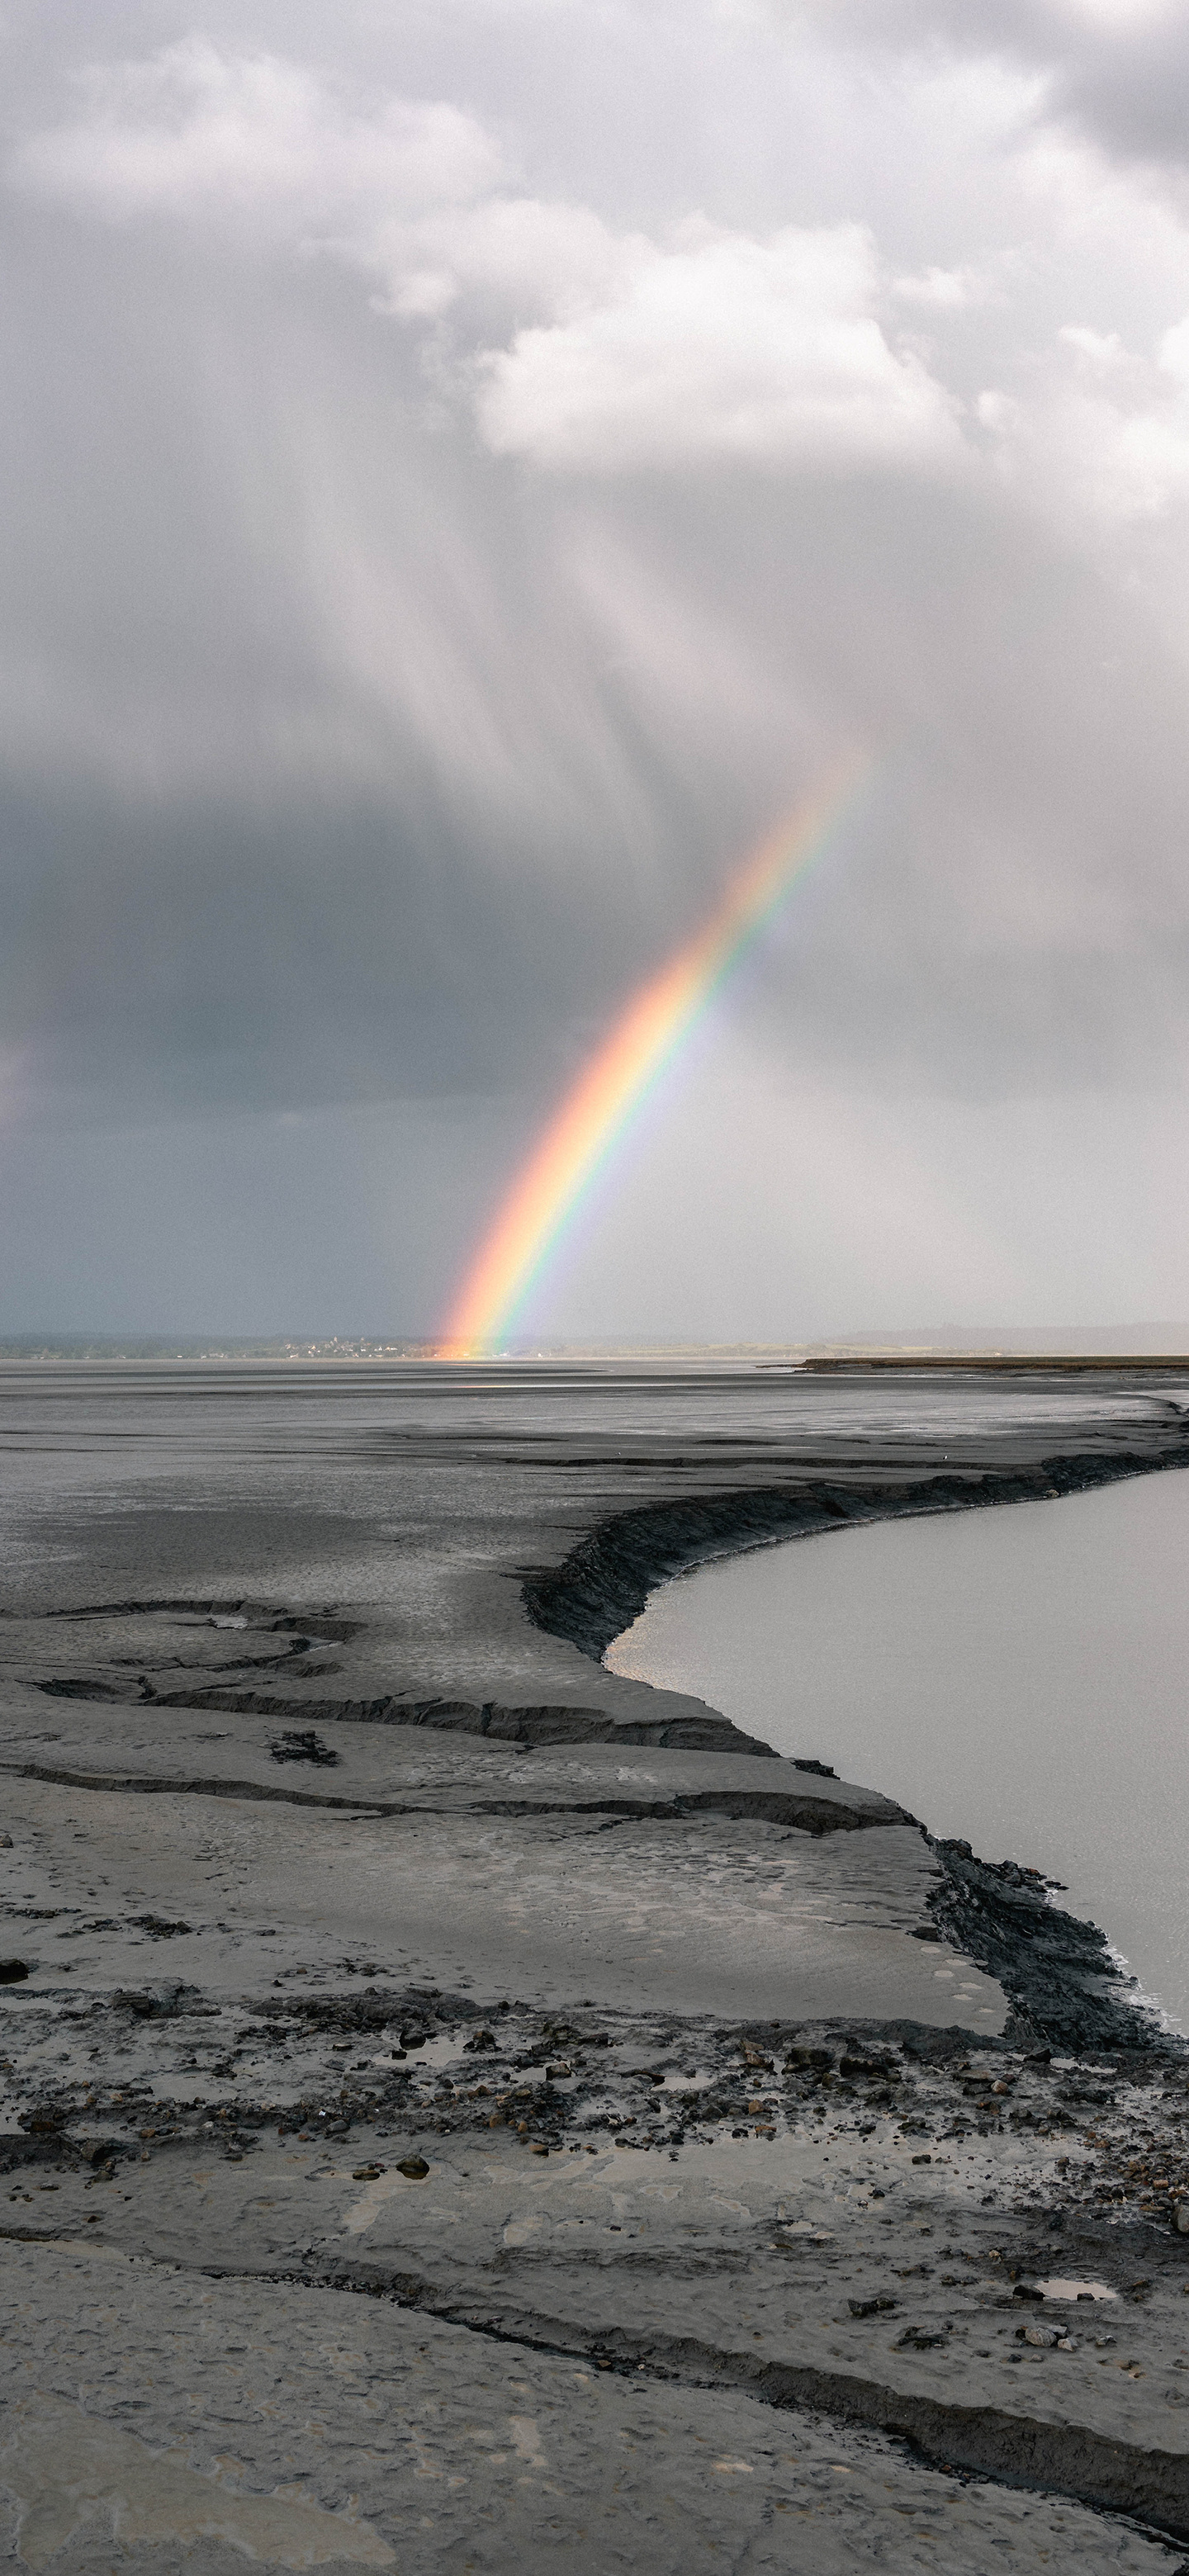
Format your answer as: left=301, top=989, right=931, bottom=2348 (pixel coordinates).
left=3, top=1359, right=1189, bottom=2568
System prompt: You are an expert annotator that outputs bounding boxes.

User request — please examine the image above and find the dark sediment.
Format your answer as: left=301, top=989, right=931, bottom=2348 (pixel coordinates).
left=928, top=1840, right=1168, bottom=2057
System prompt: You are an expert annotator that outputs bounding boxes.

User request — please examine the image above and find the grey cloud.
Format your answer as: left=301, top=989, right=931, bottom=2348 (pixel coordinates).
left=1058, top=27, right=1189, bottom=174
left=818, top=0, right=1189, bottom=180
left=7, top=419, right=1186, bottom=1128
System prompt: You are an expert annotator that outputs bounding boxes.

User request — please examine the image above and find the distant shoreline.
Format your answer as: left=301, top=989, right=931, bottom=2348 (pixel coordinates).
left=4, top=1338, right=1189, bottom=1367
left=799, top=1353, right=1189, bottom=1372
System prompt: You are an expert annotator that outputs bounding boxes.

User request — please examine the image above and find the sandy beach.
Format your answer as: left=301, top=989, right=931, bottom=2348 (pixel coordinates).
left=4, top=1359, right=1189, bottom=2569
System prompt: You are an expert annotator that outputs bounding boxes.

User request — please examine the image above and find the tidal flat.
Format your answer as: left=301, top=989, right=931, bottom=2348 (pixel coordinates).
left=4, top=1356, right=1189, bottom=2571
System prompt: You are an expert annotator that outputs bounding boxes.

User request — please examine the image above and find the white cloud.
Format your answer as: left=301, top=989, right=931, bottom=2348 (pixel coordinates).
left=1058, top=324, right=1128, bottom=367
left=12, top=39, right=622, bottom=334
left=13, top=38, right=498, bottom=235
left=369, top=197, right=634, bottom=326
left=893, top=263, right=994, bottom=309
left=16, top=50, right=962, bottom=482
left=476, top=220, right=963, bottom=471
left=1158, top=315, right=1189, bottom=386
left=24, top=33, right=1189, bottom=523
left=979, top=315, right=1189, bottom=523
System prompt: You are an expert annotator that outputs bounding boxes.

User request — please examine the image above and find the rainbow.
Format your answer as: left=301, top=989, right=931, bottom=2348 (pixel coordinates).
left=437, top=760, right=867, bottom=1357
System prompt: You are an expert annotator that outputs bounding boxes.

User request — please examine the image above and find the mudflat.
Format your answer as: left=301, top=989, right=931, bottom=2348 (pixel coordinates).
left=4, top=1357, right=1189, bottom=2571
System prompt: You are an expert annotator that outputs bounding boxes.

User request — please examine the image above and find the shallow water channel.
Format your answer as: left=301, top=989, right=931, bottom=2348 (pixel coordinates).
left=608, top=1466, right=1189, bottom=2033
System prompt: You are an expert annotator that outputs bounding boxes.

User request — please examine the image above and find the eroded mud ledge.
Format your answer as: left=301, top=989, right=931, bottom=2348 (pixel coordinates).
left=523, top=1443, right=1189, bottom=1664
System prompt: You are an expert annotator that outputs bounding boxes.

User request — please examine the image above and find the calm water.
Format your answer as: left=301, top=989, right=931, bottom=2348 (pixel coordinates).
left=609, top=1470, right=1189, bottom=2032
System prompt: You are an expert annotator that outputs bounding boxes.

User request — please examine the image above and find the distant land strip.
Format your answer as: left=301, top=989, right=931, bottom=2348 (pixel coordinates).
left=798, top=1352, right=1189, bottom=1371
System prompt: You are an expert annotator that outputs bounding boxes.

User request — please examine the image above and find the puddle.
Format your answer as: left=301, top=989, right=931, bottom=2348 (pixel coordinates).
left=1036, top=2277, right=1118, bottom=2302
left=367, top=2032, right=471, bottom=2076
left=366, top=2030, right=567, bottom=2088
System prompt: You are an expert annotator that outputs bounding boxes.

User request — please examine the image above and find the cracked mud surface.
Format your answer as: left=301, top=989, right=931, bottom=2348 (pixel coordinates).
left=4, top=1357, right=1189, bottom=2570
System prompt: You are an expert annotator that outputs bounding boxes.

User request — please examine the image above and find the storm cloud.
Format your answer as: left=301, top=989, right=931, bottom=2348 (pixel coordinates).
left=4, top=0, right=1189, bottom=1339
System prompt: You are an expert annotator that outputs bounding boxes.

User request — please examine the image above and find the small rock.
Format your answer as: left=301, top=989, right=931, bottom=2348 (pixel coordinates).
left=353, top=2165, right=382, bottom=2180
left=0, top=1961, right=30, bottom=1985
left=1174, top=2203, right=1189, bottom=2234
left=396, top=2155, right=429, bottom=2181
left=848, top=2295, right=898, bottom=2318
left=18, top=2104, right=68, bottom=2134
left=111, top=1981, right=199, bottom=2020
left=1023, top=2324, right=1059, bottom=2348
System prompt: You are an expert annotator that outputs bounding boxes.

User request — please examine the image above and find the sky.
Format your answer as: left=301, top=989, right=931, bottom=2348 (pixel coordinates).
left=6, top=0, right=1189, bottom=1342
